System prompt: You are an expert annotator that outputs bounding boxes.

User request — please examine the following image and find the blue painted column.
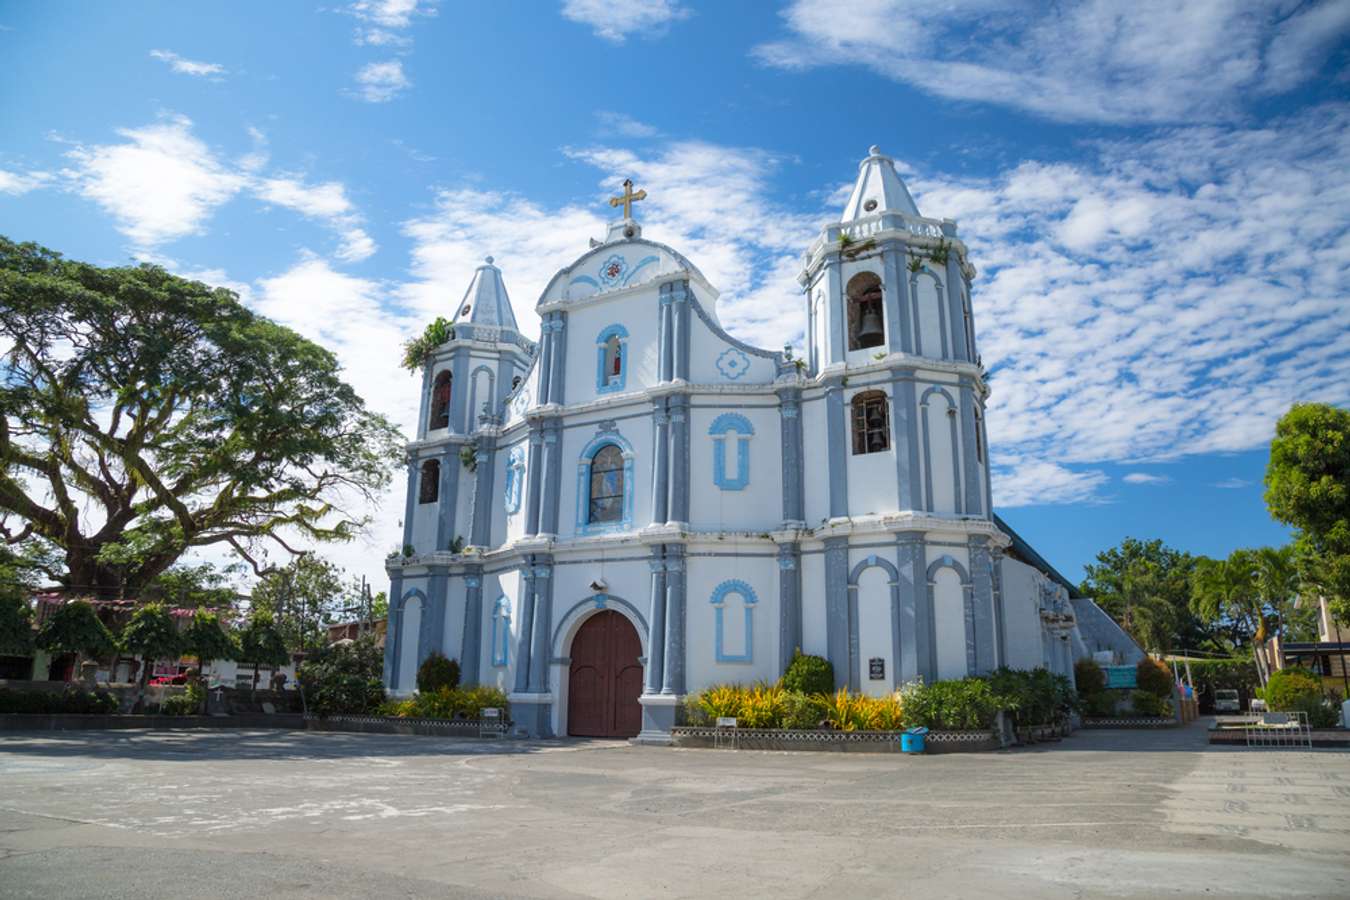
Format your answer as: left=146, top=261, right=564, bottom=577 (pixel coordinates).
left=400, top=457, right=417, bottom=551
left=470, top=433, right=497, bottom=546
left=462, top=567, right=483, bottom=686
left=824, top=256, right=844, bottom=364
left=436, top=444, right=460, bottom=552
left=661, top=546, right=686, bottom=695
left=968, top=537, right=996, bottom=674
left=777, top=388, right=804, bottom=525
left=958, top=378, right=983, bottom=517
left=651, top=400, right=670, bottom=524
left=419, top=567, right=449, bottom=666
left=645, top=547, right=667, bottom=695
left=941, top=221, right=968, bottom=363
left=383, top=571, right=404, bottom=688
left=668, top=395, right=690, bottom=525
left=450, top=351, right=470, bottom=434
left=549, top=312, right=567, bottom=404
left=524, top=425, right=543, bottom=536
left=889, top=369, right=918, bottom=512
left=537, top=316, right=554, bottom=406
left=777, top=543, right=801, bottom=672
left=824, top=378, right=849, bottom=520
left=674, top=281, right=691, bottom=381
left=824, top=536, right=850, bottom=689
left=658, top=283, right=675, bottom=381
left=416, top=366, right=431, bottom=436
left=542, top=419, right=564, bottom=535
left=882, top=241, right=909, bottom=354
left=512, top=568, right=537, bottom=694
left=896, top=532, right=926, bottom=683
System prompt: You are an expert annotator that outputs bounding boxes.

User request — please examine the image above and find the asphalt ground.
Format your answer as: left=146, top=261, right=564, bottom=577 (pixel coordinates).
left=1, top=719, right=1347, bottom=898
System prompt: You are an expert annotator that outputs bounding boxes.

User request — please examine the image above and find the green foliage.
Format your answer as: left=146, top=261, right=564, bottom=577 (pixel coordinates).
left=906, top=256, right=923, bottom=273
left=0, top=237, right=402, bottom=599
left=1082, top=690, right=1123, bottom=718
left=0, top=593, right=34, bottom=656
left=1135, top=657, right=1174, bottom=698
left=1080, top=537, right=1200, bottom=654
left=900, top=677, right=1000, bottom=731
left=416, top=652, right=460, bottom=693
left=161, top=682, right=205, bottom=716
left=383, top=684, right=509, bottom=720
left=0, top=687, right=117, bottom=714
left=1074, top=658, right=1107, bottom=695
left=119, top=603, right=183, bottom=664
left=1185, top=658, right=1259, bottom=694
left=986, top=667, right=1075, bottom=728
left=250, top=555, right=347, bottom=653
left=929, top=238, right=951, bottom=266
left=401, top=317, right=455, bottom=372
left=459, top=445, right=478, bottom=472
left=35, top=600, right=115, bottom=658
left=182, top=609, right=237, bottom=666
left=1130, top=689, right=1171, bottom=717
left=1262, top=667, right=1336, bottom=725
left=780, top=691, right=828, bottom=729
left=780, top=649, right=834, bottom=695
left=1265, top=403, right=1350, bottom=624
left=237, top=613, right=290, bottom=671
left=297, top=634, right=385, bottom=716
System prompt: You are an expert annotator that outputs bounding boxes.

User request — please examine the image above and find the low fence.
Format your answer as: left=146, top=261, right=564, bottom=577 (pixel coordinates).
left=0, top=713, right=306, bottom=731
left=303, top=714, right=509, bottom=738
left=670, top=726, right=1000, bottom=753
left=1081, top=716, right=1178, bottom=729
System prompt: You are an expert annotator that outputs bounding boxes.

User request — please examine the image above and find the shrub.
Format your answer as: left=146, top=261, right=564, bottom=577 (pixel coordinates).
left=298, top=635, right=386, bottom=717
left=737, top=683, right=788, bottom=728
left=1264, top=668, right=1337, bottom=727
left=1074, top=658, right=1107, bottom=696
left=161, top=683, right=204, bottom=717
left=698, top=684, right=746, bottom=721
left=781, top=650, right=834, bottom=695
left=0, top=688, right=117, bottom=715
left=1083, top=691, right=1122, bottom=718
left=417, top=652, right=460, bottom=693
left=1136, top=658, right=1174, bottom=698
left=781, top=691, right=827, bottom=729
left=680, top=694, right=711, bottom=726
left=1130, top=689, right=1171, bottom=717
left=387, top=685, right=510, bottom=720
left=900, top=677, right=999, bottom=731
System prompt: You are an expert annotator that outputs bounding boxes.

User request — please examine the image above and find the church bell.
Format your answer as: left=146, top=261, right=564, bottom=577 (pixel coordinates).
left=857, top=305, right=885, bottom=347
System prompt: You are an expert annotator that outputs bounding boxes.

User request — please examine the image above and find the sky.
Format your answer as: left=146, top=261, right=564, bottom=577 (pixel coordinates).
left=2, top=0, right=1349, bottom=594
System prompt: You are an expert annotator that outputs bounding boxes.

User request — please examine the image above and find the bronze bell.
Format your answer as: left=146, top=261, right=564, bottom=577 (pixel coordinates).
left=857, top=305, right=885, bottom=348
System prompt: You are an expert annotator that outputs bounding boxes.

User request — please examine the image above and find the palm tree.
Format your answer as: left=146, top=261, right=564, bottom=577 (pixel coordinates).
left=1254, top=545, right=1301, bottom=642
left=1191, top=550, right=1267, bottom=683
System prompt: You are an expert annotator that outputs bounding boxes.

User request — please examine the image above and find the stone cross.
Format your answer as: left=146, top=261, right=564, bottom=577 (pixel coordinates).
left=608, top=178, right=647, bottom=219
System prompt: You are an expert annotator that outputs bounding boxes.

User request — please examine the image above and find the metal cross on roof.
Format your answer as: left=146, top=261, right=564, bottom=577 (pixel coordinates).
left=608, top=178, right=647, bottom=219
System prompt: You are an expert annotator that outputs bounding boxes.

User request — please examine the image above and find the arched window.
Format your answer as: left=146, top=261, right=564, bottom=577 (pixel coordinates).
left=490, top=596, right=510, bottom=667
left=851, top=390, right=890, bottom=454
left=711, top=580, right=757, bottom=663
left=595, top=324, right=628, bottom=393
left=587, top=444, right=624, bottom=523
left=709, top=413, right=753, bottom=490
left=418, top=458, right=440, bottom=504
left=430, top=370, right=452, bottom=430
left=846, top=272, right=885, bottom=351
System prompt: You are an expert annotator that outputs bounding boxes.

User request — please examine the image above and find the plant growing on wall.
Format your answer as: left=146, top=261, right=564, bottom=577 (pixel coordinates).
left=400, top=317, right=455, bottom=372
left=929, top=238, right=951, bottom=266
left=907, top=256, right=923, bottom=274
left=459, top=445, right=478, bottom=472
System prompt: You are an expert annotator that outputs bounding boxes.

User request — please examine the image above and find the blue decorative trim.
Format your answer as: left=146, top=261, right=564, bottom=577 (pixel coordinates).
left=622, top=255, right=659, bottom=286
left=503, top=445, right=525, bottom=514
left=708, top=412, right=753, bottom=491
left=574, top=430, right=636, bottom=536
left=598, top=254, right=628, bottom=286
left=715, top=347, right=751, bottom=380
left=595, top=323, right=629, bottom=394
left=550, top=593, right=649, bottom=657
left=569, top=275, right=600, bottom=289
left=490, top=595, right=510, bottom=667
left=711, top=579, right=757, bottom=663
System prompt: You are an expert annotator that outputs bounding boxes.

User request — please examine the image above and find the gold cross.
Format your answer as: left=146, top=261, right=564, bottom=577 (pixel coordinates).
left=609, top=178, right=647, bottom=219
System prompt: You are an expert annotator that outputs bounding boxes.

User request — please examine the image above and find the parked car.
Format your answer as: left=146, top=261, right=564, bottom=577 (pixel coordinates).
left=1213, top=689, right=1241, bottom=713
left=149, top=674, right=187, bottom=686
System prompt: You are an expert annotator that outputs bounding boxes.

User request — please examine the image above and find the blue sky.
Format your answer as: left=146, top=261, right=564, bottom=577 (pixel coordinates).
left=2, top=1, right=1349, bottom=591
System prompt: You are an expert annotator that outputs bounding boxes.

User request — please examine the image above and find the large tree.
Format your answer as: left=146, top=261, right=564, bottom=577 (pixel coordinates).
left=250, top=554, right=348, bottom=653
left=120, top=602, right=184, bottom=707
left=1264, top=402, right=1350, bottom=624
left=1080, top=537, right=1203, bottom=654
left=0, top=237, right=401, bottom=598
left=237, top=612, right=290, bottom=695
left=1190, top=550, right=1270, bottom=683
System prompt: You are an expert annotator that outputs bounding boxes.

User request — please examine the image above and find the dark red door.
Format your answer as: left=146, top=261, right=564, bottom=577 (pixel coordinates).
left=568, top=611, right=643, bottom=738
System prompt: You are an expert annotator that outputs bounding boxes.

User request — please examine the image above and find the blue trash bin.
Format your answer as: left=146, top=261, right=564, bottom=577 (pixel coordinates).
left=901, top=726, right=929, bottom=753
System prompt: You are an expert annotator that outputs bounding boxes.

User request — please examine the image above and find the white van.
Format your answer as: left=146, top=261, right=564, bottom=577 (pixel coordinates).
left=1214, top=689, right=1241, bottom=713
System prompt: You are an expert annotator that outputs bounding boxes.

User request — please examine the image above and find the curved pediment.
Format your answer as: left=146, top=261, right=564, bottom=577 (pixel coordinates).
left=537, top=237, right=717, bottom=307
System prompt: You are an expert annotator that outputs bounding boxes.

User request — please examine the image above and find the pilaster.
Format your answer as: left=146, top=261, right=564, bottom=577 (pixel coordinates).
left=461, top=566, right=483, bottom=686
left=668, top=395, right=690, bottom=525
left=824, top=536, right=850, bottom=689
left=400, top=457, right=417, bottom=551
left=824, top=377, right=849, bottom=519
left=525, top=425, right=543, bottom=536
left=437, top=443, right=461, bottom=552
left=512, top=567, right=537, bottom=694
left=527, top=556, right=553, bottom=695
left=777, top=543, right=802, bottom=673
left=968, top=537, right=996, bottom=674
left=661, top=545, right=686, bottom=695
left=881, top=241, right=910, bottom=354
left=898, top=532, right=932, bottom=682
left=645, top=546, right=668, bottom=695
left=777, top=387, right=804, bottom=524
left=651, top=399, right=670, bottom=524
left=383, top=572, right=404, bottom=687
left=419, top=567, right=449, bottom=666
left=471, top=432, right=497, bottom=546
left=959, top=377, right=983, bottom=517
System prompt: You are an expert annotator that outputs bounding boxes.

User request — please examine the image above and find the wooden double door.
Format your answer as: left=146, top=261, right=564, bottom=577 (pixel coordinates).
left=567, top=611, right=643, bottom=738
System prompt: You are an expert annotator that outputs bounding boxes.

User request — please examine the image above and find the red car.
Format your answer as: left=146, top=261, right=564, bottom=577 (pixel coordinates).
left=149, top=674, right=188, bottom=686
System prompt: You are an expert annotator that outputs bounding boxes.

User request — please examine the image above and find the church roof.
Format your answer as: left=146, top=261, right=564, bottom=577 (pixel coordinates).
left=453, top=257, right=519, bottom=331
left=841, top=145, right=921, bottom=221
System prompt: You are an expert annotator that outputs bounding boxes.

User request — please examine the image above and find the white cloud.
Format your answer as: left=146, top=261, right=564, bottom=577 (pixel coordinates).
left=0, top=168, right=52, bottom=195
left=350, top=60, right=410, bottom=103
left=755, top=0, right=1350, bottom=124
left=561, top=0, right=691, bottom=43
left=348, top=0, right=428, bottom=29
left=991, top=460, right=1110, bottom=507
left=1122, top=473, right=1171, bottom=485
left=61, top=116, right=376, bottom=261
left=1213, top=478, right=1253, bottom=489
left=596, top=111, right=659, bottom=138
left=149, top=48, right=226, bottom=78
left=63, top=115, right=246, bottom=249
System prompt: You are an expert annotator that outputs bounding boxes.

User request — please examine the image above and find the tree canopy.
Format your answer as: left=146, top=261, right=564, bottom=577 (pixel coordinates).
left=250, top=554, right=348, bottom=652
left=35, top=600, right=115, bottom=659
left=119, top=602, right=183, bottom=667
left=1079, top=537, right=1202, bottom=654
left=182, top=608, right=238, bottom=667
left=0, top=237, right=402, bottom=599
left=1265, top=402, right=1350, bottom=623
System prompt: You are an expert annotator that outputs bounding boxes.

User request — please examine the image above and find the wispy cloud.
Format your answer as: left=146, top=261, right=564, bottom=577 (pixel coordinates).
left=149, top=48, right=226, bottom=79
left=596, top=111, right=659, bottom=138
left=0, top=168, right=52, bottom=195
left=59, top=115, right=377, bottom=261
left=561, top=0, right=691, bottom=43
left=1213, top=478, right=1253, bottom=490
left=1122, top=473, right=1171, bottom=485
left=755, top=0, right=1350, bottom=124
left=350, top=59, right=410, bottom=103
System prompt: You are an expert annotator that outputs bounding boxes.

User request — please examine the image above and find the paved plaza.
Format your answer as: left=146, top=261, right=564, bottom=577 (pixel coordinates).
left=1, top=721, right=1347, bottom=898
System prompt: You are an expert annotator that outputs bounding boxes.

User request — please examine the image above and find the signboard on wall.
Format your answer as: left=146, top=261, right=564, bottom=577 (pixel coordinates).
left=869, top=657, right=885, bottom=680
left=1103, top=665, right=1137, bottom=689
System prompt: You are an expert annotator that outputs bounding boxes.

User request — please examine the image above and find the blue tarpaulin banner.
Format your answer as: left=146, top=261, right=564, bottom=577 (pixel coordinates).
left=1104, top=665, right=1137, bottom=689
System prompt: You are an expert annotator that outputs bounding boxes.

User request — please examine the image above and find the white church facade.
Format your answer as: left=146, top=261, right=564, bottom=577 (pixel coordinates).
left=384, top=147, right=1140, bottom=740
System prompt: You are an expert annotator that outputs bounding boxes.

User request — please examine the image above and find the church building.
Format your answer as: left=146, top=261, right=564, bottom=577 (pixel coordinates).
left=385, top=146, right=1140, bottom=741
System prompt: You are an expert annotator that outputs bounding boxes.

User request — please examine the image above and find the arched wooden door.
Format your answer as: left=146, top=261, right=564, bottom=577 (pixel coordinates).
left=567, top=610, right=643, bottom=738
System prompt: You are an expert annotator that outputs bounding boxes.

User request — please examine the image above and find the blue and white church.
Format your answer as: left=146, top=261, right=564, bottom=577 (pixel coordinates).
left=385, top=147, right=1140, bottom=740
